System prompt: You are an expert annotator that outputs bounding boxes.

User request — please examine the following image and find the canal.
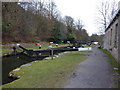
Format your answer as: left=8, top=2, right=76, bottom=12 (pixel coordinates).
left=2, top=53, right=47, bottom=85
left=2, top=46, right=78, bottom=85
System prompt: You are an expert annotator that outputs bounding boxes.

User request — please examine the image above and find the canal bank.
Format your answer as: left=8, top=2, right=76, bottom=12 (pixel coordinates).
left=2, top=45, right=79, bottom=85
left=2, top=43, right=93, bottom=87
left=2, top=53, right=48, bottom=85
left=2, top=51, right=89, bottom=88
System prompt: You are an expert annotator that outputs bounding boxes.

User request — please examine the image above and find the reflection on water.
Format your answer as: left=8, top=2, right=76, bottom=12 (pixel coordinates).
left=2, top=53, right=47, bottom=85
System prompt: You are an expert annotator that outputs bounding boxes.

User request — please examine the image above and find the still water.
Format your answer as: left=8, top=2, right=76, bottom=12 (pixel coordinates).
left=2, top=47, right=77, bottom=85
left=2, top=53, right=47, bottom=85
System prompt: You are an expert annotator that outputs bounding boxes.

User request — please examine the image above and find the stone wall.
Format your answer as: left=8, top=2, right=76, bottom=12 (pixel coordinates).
left=118, top=11, right=120, bottom=64
left=104, top=11, right=119, bottom=63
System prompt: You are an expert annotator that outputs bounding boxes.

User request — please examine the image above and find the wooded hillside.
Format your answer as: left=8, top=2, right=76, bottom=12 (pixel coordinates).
left=2, top=1, right=90, bottom=44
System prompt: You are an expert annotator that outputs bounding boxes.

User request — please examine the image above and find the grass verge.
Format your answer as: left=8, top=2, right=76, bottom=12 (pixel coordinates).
left=2, top=51, right=89, bottom=88
left=99, top=49, right=120, bottom=88
left=99, top=49, right=119, bottom=72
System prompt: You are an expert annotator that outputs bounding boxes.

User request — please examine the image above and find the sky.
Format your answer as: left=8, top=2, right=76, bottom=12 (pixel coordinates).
left=18, top=0, right=120, bottom=36
left=53, top=0, right=120, bottom=36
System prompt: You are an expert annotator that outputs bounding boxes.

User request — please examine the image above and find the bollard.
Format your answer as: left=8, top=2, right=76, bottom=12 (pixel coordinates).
left=51, top=49, right=54, bottom=60
left=12, top=46, right=17, bottom=55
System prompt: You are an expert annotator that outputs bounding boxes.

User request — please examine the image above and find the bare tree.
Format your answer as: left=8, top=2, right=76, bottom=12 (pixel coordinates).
left=64, top=16, right=74, bottom=27
left=97, top=0, right=109, bottom=30
left=96, top=0, right=118, bottom=34
left=46, top=0, right=58, bottom=19
left=75, top=19, right=84, bottom=31
left=108, top=0, right=118, bottom=22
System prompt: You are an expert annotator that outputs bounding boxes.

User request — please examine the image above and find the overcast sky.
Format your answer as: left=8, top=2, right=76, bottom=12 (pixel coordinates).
left=18, top=0, right=119, bottom=36
left=53, top=0, right=120, bottom=36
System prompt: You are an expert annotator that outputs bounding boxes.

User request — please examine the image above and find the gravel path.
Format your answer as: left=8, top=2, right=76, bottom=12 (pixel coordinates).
left=65, top=47, right=115, bottom=88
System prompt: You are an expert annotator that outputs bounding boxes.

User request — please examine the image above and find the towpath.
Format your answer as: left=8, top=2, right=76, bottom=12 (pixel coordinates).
left=65, top=47, right=116, bottom=88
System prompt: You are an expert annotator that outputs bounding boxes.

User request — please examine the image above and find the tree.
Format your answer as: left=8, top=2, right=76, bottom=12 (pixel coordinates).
left=72, top=18, right=85, bottom=42
left=64, top=16, right=75, bottom=42
left=97, top=0, right=110, bottom=31
left=90, top=34, right=99, bottom=42
left=96, top=0, right=118, bottom=34
left=75, top=19, right=84, bottom=31
left=90, top=34, right=104, bottom=45
left=51, top=18, right=62, bottom=43
left=46, top=0, right=58, bottom=19
left=108, top=0, right=118, bottom=22
left=2, top=1, right=89, bottom=44
left=80, top=29, right=89, bottom=43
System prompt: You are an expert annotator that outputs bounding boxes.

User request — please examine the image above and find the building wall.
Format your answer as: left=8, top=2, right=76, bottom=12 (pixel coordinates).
left=104, top=17, right=119, bottom=62
left=104, top=2, right=120, bottom=64
left=118, top=12, right=120, bottom=64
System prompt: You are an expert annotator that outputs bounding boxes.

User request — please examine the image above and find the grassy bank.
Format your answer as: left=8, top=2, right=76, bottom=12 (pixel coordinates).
left=99, top=49, right=120, bottom=88
left=3, top=51, right=89, bottom=88
left=99, top=49, right=119, bottom=71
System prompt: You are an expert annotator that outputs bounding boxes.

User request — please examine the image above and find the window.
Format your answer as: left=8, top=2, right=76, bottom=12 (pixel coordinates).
left=110, top=29, right=112, bottom=46
left=114, top=23, right=118, bottom=48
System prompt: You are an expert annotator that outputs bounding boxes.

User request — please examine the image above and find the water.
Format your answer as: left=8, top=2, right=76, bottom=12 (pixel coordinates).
left=2, top=53, right=47, bottom=85
left=2, top=47, right=78, bottom=85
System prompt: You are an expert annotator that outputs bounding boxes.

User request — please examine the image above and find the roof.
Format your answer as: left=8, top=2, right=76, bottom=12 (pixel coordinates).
left=105, top=9, right=120, bottom=32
